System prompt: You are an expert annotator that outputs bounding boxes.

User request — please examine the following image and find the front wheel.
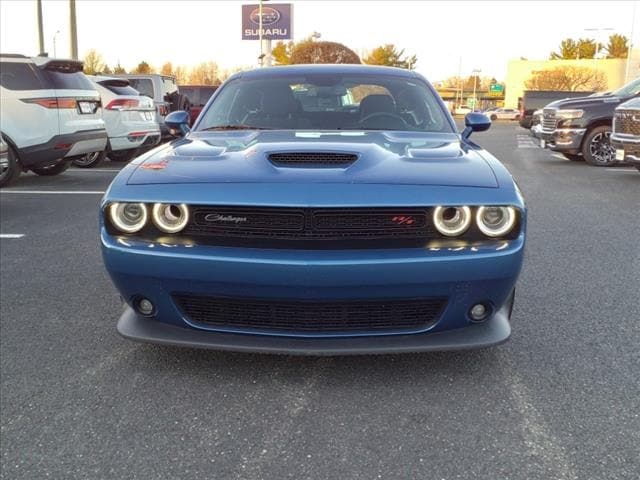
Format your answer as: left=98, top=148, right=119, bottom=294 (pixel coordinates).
left=108, top=149, right=137, bottom=162
left=31, top=161, right=70, bottom=176
left=490, top=114, right=497, bottom=121
left=582, top=126, right=615, bottom=166
left=0, top=144, right=21, bottom=187
left=72, top=151, right=106, bottom=168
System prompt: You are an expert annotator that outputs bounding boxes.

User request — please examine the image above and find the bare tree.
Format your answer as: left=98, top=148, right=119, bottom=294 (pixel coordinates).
left=83, top=49, right=104, bottom=75
left=188, top=62, right=221, bottom=85
left=525, top=66, right=607, bottom=91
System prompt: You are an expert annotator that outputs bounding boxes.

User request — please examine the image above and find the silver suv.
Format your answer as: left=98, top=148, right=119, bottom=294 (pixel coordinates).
left=115, top=74, right=189, bottom=138
left=0, top=54, right=107, bottom=186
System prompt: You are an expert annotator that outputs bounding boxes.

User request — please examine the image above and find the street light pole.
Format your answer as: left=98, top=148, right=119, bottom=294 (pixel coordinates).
left=258, top=0, right=263, bottom=66
left=472, top=68, right=481, bottom=110
left=625, top=2, right=637, bottom=82
left=37, top=0, right=45, bottom=55
left=53, top=30, right=60, bottom=58
left=584, top=27, right=614, bottom=77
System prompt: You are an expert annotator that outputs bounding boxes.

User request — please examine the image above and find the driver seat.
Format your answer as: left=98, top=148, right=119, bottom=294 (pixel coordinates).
left=359, top=94, right=396, bottom=119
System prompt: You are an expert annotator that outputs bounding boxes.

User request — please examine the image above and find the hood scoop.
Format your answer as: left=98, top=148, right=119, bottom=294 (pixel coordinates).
left=268, top=152, right=358, bottom=168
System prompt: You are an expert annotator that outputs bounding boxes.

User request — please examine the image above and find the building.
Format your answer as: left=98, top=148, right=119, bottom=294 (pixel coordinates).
left=504, top=50, right=640, bottom=108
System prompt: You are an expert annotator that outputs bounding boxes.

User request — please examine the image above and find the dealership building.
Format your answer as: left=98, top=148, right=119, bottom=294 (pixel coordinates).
left=504, top=51, right=640, bottom=108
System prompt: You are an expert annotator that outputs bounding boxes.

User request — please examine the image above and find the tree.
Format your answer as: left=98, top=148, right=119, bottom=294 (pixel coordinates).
left=606, top=34, right=629, bottom=58
left=525, top=66, right=607, bottom=91
left=272, top=40, right=295, bottom=65
left=289, top=40, right=360, bottom=64
left=83, top=49, right=105, bottom=75
left=174, top=65, right=189, bottom=84
left=160, top=62, right=174, bottom=76
left=188, top=62, right=221, bottom=85
left=550, top=38, right=603, bottom=60
left=132, top=61, right=153, bottom=74
left=101, top=64, right=112, bottom=75
left=113, top=63, right=126, bottom=74
left=364, top=44, right=417, bottom=69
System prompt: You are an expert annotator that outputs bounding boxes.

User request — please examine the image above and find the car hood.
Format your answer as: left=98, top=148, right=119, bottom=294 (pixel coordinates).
left=546, top=95, right=627, bottom=109
left=127, top=131, right=499, bottom=188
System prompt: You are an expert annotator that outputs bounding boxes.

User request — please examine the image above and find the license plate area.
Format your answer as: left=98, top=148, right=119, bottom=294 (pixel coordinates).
left=78, top=101, right=97, bottom=114
left=615, top=149, right=625, bottom=161
left=539, top=139, right=546, bottom=148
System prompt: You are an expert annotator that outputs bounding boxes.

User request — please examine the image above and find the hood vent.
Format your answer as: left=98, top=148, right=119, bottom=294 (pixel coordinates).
left=268, top=152, right=358, bottom=167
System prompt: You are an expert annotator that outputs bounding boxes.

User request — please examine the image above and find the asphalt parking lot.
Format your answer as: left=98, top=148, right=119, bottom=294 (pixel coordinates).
left=1, top=122, right=639, bottom=479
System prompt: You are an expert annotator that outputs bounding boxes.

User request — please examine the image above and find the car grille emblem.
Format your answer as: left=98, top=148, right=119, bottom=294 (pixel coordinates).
left=204, top=214, right=248, bottom=224
left=391, top=215, right=416, bottom=225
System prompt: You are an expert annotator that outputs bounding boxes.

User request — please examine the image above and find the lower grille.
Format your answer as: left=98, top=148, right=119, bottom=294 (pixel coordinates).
left=174, top=294, right=447, bottom=334
left=542, top=109, right=557, bottom=131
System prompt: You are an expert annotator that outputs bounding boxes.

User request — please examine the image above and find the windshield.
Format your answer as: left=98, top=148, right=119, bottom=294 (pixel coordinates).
left=611, top=78, right=640, bottom=98
left=196, top=73, right=452, bottom=132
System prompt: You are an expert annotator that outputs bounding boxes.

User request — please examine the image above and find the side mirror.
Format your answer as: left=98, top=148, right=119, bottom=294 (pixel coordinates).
left=165, top=110, right=190, bottom=137
left=461, top=112, right=491, bottom=140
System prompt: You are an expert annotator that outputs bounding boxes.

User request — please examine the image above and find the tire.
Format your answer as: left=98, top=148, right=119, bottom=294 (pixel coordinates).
left=562, top=153, right=584, bottom=162
left=108, top=149, right=137, bottom=162
left=0, top=144, right=21, bottom=187
left=582, top=125, right=615, bottom=166
left=31, top=161, right=70, bottom=176
left=490, top=114, right=497, bottom=121
left=72, top=150, right=106, bottom=168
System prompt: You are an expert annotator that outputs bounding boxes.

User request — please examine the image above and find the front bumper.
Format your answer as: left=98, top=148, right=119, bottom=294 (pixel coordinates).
left=540, top=128, right=586, bottom=153
left=611, top=134, right=640, bottom=166
left=102, top=232, right=525, bottom=353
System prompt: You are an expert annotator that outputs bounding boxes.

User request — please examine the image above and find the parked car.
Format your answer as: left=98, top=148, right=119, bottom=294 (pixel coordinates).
left=72, top=76, right=161, bottom=167
left=0, top=135, right=9, bottom=183
left=539, top=77, right=640, bottom=165
left=101, top=64, right=526, bottom=354
left=518, top=90, right=594, bottom=128
left=453, top=105, right=472, bottom=115
left=530, top=109, right=543, bottom=138
left=114, top=74, right=189, bottom=139
left=486, top=108, right=520, bottom=121
left=0, top=54, right=107, bottom=186
left=611, top=97, right=640, bottom=172
left=178, top=85, right=218, bottom=126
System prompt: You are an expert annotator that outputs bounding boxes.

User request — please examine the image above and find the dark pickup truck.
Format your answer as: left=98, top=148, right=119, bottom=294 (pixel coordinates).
left=519, top=90, right=594, bottom=128
left=611, top=98, right=640, bottom=171
left=539, top=78, right=640, bottom=165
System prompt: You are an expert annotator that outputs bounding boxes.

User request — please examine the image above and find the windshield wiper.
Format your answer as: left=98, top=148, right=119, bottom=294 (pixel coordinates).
left=201, top=125, right=272, bottom=131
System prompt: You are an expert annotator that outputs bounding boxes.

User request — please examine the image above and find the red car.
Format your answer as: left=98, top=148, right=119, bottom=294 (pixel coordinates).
left=178, top=85, right=218, bottom=126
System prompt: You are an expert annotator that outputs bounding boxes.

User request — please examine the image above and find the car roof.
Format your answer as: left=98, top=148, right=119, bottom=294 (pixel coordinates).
left=233, top=64, right=421, bottom=80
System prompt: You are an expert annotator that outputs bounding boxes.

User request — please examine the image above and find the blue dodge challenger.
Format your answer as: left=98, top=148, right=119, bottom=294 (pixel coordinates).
left=101, top=64, right=526, bottom=354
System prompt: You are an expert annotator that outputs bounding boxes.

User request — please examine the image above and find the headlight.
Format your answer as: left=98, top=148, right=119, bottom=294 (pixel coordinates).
left=152, top=203, right=189, bottom=233
left=555, top=109, right=584, bottom=119
left=108, top=203, right=148, bottom=233
left=433, top=206, right=472, bottom=237
left=476, top=206, right=517, bottom=237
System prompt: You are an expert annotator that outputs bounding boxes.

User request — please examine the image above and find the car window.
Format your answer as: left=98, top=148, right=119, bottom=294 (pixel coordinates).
left=41, top=70, right=94, bottom=90
left=99, top=82, right=140, bottom=96
left=128, top=78, right=154, bottom=98
left=161, top=77, right=178, bottom=100
left=0, top=62, right=45, bottom=90
left=198, top=73, right=452, bottom=133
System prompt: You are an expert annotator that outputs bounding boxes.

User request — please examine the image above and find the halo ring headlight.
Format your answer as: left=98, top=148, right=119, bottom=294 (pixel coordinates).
left=109, top=202, right=148, bottom=233
left=152, top=203, right=189, bottom=233
left=476, top=206, right=517, bottom=237
left=433, top=206, right=472, bottom=237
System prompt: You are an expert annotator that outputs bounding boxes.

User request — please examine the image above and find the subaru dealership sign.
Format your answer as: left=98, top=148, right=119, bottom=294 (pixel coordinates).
left=242, top=3, right=293, bottom=40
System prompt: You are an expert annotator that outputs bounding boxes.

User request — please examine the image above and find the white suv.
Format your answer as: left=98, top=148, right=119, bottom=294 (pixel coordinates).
left=0, top=54, right=107, bottom=186
left=72, top=76, right=161, bottom=167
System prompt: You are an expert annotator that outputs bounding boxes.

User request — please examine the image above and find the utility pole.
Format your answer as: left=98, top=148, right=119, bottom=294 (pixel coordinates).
left=37, top=0, right=45, bottom=55
left=625, top=2, right=637, bottom=83
left=258, top=0, right=264, bottom=66
left=69, top=0, right=78, bottom=60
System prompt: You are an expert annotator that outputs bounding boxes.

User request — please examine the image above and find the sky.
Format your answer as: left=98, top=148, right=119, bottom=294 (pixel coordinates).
left=0, top=0, right=637, bottom=81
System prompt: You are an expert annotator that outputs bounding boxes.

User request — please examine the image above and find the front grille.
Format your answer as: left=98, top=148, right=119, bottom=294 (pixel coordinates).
left=268, top=152, right=358, bottom=167
left=542, top=108, right=557, bottom=131
left=184, top=207, right=434, bottom=245
left=174, top=294, right=447, bottom=334
left=614, top=110, right=640, bottom=136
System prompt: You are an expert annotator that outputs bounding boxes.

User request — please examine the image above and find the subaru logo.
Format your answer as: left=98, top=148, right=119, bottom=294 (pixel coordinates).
left=204, top=214, right=248, bottom=224
left=249, top=7, right=280, bottom=26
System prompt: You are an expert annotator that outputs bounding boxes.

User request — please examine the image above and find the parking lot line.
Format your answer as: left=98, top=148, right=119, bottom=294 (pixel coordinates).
left=605, top=168, right=637, bottom=172
left=0, top=190, right=105, bottom=194
left=66, top=169, right=122, bottom=172
left=0, top=234, right=25, bottom=239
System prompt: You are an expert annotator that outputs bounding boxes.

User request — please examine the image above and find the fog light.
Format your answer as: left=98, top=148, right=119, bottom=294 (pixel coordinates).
left=470, top=303, right=488, bottom=322
left=137, top=297, right=155, bottom=316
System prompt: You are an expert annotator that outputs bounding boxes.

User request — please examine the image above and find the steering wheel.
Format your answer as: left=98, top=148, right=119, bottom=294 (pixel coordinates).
left=358, top=112, right=409, bottom=129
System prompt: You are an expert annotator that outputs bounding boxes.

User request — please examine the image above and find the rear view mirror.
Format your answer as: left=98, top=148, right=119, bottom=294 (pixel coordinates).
left=461, top=112, right=491, bottom=140
left=165, top=110, right=190, bottom=137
